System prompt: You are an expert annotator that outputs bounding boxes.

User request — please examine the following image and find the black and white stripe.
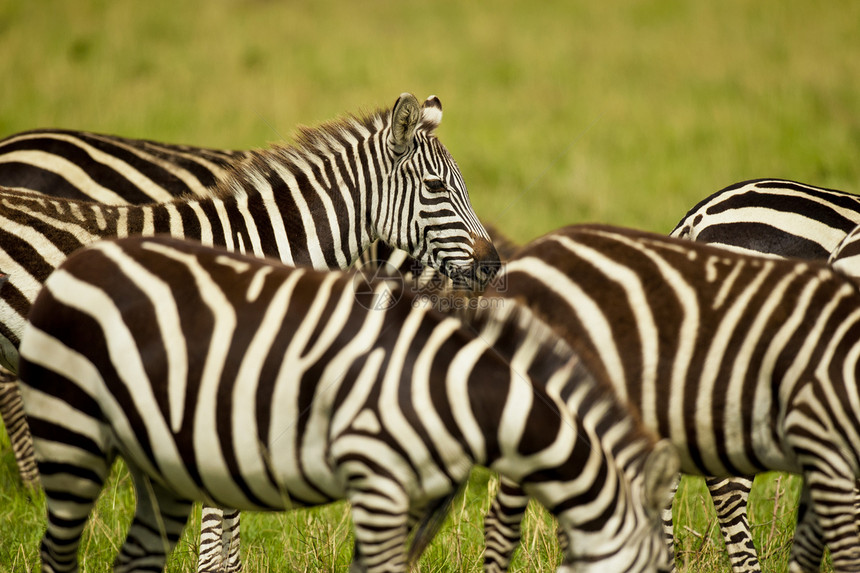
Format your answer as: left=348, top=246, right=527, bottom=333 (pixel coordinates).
left=0, top=128, right=248, bottom=204
left=14, top=234, right=678, bottom=573
left=830, top=224, right=860, bottom=278
left=0, top=92, right=499, bottom=370
left=670, top=178, right=860, bottom=570
left=671, top=178, right=860, bottom=259
left=483, top=223, right=860, bottom=573
left=0, top=93, right=500, bottom=572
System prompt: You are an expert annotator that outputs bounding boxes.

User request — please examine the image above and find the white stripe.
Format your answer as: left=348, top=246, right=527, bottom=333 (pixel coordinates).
left=0, top=150, right=128, bottom=204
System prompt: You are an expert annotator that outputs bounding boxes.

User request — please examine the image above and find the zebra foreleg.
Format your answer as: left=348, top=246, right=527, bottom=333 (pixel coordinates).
left=197, top=506, right=242, bottom=572
left=0, top=369, right=39, bottom=488
left=659, top=479, right=679, bottom=572
left=116, top=466, right=193, bottom=573
left=483, top=476, right=530, bottom=572
left=705, top=475, right=760, bottom=572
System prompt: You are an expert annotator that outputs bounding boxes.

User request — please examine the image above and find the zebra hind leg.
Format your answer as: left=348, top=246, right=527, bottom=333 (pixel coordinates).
left=789, top=485, right=825, bottom=573
left=483, top=476, right=530, bottom=573
left=705, top=475, right=760, bottom=572
left=790, top=452, right=859, bottom=571
left=37, top=440, right=112, bottom=573
left=115, top=465, right=193, bottom=573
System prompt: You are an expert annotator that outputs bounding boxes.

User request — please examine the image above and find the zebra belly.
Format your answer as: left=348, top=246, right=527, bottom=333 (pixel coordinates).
left=118, top=426, right=345, bottom=512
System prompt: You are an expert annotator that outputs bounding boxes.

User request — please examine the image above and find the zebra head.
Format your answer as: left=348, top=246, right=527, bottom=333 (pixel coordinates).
left=378, top=93, right=500, bottom=291
left=556, top=439, right=678, bottom=573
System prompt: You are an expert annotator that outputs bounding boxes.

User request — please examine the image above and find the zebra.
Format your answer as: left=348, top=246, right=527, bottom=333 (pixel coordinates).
left=12, top=234, right=679, bottom=573
left=830, top=224, right=860, bottom=277
left=479, top=223, right=860, bottom=573
left=670, top=178, right=860, bottom=570
left=0, top=128, right=249, bottom=204
left=671, top=178, right=860, bottom=259
left=0, top=129, right=255, bottom=572
left=0, top=92, right=500, bottom=571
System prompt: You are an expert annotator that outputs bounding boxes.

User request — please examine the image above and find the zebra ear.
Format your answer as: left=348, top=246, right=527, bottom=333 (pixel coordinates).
left=642, top=439, right=680, bottom=516
left=420, top=95, right=443, bottom=132
left=389, top=92, right=421, bottom=155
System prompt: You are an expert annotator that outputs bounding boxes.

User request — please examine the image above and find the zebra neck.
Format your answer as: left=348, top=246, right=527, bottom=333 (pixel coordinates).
left=209, top=148, right=378, bottom=269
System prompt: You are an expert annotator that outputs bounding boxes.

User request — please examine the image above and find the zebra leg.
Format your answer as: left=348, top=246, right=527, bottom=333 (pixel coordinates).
left=38, top=445, right=112, bottom=573
left=222, top=509, right=242, bottom=572
left=483, top=476, right=529, bottom=572
left=198, top=506, right=243, bottom=572
left=705, top=475, right=760, bottom=572
left=789, top=485, right=825, bottom=572
left=0, top=371, right=39, bottom=487
left=115, top=466, right=193, bottom=573
left=345, top=477, right=411, bottom=572
left=660, top=478, right=680, bottom=572
left=790, top=460, right=859, bottom=571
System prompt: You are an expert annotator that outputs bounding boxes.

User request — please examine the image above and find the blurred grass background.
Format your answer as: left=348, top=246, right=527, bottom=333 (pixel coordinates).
left=0, top=0, right=857, bottom=570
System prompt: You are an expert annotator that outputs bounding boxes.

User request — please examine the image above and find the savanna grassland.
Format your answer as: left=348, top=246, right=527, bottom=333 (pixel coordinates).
left=1, top=1, right=858, bottom=571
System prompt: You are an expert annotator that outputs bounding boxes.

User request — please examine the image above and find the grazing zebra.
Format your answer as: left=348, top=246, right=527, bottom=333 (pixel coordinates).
left=0, top=93, right=499, bottom=571
left=481, top=223, right=860, bottom=573
left=0, top=128, right=249, bottom=204
left=13, top=234, right=678, bottom=573
left=670, top=178, right=860, bottom=570
left=671, top=178, right=860, bottom=259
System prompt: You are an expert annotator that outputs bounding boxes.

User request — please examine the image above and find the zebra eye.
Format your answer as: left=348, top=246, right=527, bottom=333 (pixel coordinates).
left=424, top=178, right=446, bottom=191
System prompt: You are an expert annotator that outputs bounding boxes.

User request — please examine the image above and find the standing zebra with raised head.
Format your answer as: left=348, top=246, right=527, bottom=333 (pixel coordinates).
left=0, top=128, right=249, bottom=203
left=481, top=223, right=860, bottom=573
left=12, top=234, right=679, bottom=573
left=0, top=93, right=499, bottom=571
left=670, top=177, right=860, bottom=570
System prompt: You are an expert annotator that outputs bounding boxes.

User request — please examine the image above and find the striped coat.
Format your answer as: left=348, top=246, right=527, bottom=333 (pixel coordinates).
left=15, top=235, right=678, bottom=573
left=0, top=93, right=499, bottom=372
left=484, top=223, right=860, bottom=572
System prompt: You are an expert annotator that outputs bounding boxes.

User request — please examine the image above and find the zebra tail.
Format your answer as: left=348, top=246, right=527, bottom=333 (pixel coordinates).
left=407, top=481, right=467, bottom=566
left=0, top=367, right=40, bottom=489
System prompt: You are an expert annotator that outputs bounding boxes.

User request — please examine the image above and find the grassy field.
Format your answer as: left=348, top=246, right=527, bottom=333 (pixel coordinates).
left=1, top=0, right=858, bottom=570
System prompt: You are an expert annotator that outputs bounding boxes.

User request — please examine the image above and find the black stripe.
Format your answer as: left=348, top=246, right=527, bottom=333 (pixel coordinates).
left=0, top=163, right=92, bottom=201
left=697, top=221, right=831, bottom=259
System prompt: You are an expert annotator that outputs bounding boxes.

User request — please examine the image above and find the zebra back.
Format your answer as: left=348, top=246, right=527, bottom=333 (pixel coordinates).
left=18, top=235, right=676, bottom=572
left=671, top=178, right=860, bottom=259
left=488, top=223, right=860, bottom=477
left=0, top=128, right=248, bottom=204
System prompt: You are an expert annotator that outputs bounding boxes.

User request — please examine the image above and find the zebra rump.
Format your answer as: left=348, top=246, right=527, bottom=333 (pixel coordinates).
left=671, top=177, right=860, bottom=571
left=484, top=223, right=860, bottom=573
left=671, top=178, right=860, bottom=259
left=16, top=235, right=678, bottom=573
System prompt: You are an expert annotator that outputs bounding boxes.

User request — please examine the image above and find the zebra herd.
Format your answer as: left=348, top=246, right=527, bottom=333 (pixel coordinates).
left=1, top=94, right=860, bottom=572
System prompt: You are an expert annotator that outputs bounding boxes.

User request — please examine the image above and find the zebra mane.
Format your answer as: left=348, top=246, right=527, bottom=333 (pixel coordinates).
left=202, top=101, right=439, bottom=201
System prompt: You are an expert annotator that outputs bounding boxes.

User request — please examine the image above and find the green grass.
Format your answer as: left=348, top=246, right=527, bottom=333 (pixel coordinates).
left=1, top=0, right=858, bottom=570
left=0, top=431, right=829, bottom=572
